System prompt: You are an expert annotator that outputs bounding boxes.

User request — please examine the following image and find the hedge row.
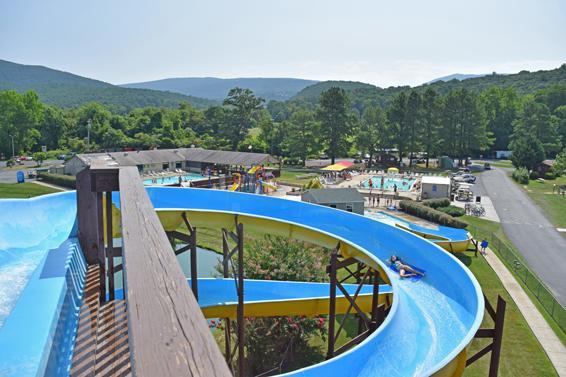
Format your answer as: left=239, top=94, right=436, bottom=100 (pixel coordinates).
left=38, top=172, right=76, bottom=189
left=399, top=200, right=468, bottom=229
left=422, top=198, right=451, bottom=209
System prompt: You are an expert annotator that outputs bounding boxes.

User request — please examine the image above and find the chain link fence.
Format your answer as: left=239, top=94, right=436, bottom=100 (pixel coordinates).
left=468, top=225, right=566, bottom=335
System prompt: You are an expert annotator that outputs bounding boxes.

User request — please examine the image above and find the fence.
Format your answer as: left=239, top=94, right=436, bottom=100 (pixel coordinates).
left=468, top=225, right=566, bottom=335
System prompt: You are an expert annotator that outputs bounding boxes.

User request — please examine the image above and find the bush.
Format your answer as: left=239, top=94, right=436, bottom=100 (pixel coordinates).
left=544, top=171, right=556, bottom=180
left=399, top=200, right=468, bottom=228
left=437, top=205, right=466, bottom=217
left=38, top=172, right=76, bottom=189
left=219, top=235, right=328, bottom=375
left=512, top=167, right=530, bottom=184
left=422, top=198, right=450, bottom=209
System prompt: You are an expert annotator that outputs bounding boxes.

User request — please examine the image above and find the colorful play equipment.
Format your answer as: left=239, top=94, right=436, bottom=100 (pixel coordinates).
left=366, top=211, right=472, bottom=252
left=0, top=188, right=483, bottom=376
left=229, top=165, right=278, bottom=194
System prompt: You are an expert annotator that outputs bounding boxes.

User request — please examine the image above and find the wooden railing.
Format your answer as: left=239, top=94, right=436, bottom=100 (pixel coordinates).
left=77, top=166, right=231, bottom=377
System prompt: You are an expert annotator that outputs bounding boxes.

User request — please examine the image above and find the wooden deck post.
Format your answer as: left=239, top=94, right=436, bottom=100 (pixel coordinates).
left=326, top=245, right=338, bottom=359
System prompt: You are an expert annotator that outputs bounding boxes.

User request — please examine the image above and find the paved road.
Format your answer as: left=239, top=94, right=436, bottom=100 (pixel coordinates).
left=477, top=167, right=566, bottom=307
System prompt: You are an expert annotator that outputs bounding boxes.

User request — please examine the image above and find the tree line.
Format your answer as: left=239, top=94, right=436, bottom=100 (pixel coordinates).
left=1, top=83, right=565, bottom=169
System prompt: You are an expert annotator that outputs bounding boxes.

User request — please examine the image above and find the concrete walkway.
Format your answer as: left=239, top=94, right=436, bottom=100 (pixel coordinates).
left=32, top=180, right=67, bottom=191
left=482, top=248, right=566, bottom=376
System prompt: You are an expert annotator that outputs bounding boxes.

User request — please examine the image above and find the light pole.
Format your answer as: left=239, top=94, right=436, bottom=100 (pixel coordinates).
left=9, top=134, right=15, bottom=158
left=86, top=119, right=92, bottom=148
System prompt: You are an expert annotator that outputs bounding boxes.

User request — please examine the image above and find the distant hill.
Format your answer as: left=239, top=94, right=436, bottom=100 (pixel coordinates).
left=121, top=77, right=318, bottom=101
left=292, top=65, right=566, bottom=107
left=0, top=60, right=216, bottom=111
left=426, top=73, right=488, bottom=84
left=292, top=81, right=377, bottom=100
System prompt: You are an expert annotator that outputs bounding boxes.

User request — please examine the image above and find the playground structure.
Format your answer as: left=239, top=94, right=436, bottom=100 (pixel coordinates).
left=229, top=165, right=278, bottom=194
left=0, top=166, right=507, bottom=377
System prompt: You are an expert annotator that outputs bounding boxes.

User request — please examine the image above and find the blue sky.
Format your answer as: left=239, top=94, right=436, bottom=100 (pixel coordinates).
left=1, top=0, right=565, bottom=87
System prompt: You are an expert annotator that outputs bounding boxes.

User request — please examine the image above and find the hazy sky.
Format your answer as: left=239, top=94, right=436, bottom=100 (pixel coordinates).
left=1, top=0, right=565, bottom=87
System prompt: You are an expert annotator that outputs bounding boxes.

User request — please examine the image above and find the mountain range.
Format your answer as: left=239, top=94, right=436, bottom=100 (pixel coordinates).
left=1, top=59, right=565, bottom=111
left=0, top=59, right=216, bottom=111
left=121, top=77, right=318, bottom=102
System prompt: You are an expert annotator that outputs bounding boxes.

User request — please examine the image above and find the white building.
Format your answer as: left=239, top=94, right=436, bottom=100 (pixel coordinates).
left=421, top=176, right=451, bottom=199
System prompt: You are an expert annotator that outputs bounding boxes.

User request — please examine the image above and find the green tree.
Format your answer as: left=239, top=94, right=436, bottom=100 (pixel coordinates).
left=513, top=97, right=561, bottom=156
left=405, top=91, right=422, bottom=167
left=223, top=88, right=264, bottom=150
left=284, top=109, right=320, bottom=166
left=509, top=129, right=545, bottom=170
left=0, top=90, right=44, bottom=158
left=553, top=150, right=566, bottom=175
left=420, top=89, right=441, bottom=167
left=32, top=151, right=47, bottom=166
left=317, top=87, right=352, bottom=164
left=356, top=106, right=389, bottom=168
left=388, top=92, right=408, bottom=167
left=480, top=87, right=519, bottom=152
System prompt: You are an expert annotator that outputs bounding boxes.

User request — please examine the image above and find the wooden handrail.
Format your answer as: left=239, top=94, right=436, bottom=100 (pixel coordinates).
left=119, top=167, right=231, bottom=377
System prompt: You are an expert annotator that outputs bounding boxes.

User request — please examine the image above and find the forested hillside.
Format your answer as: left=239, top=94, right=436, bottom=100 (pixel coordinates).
left=0, top=60, right=216, bottom=111
left=121, top=77, right=318, bottom=101
left=291, top=65, right=566, bottom=108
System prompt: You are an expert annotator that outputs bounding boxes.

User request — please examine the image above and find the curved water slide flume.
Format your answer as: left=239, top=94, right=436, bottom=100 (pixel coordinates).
left=146, top=187, right=484, bottom=377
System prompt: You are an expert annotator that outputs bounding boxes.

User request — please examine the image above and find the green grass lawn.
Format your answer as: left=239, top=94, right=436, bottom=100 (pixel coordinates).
left=476, top=159, right=514, bottom=169
left=516, top=175, right=566, bottom=231
left=464, top=215, right=566, bottom=347
left=458, top=249, right=558, bottom=376
left=0, top=182, right=60, bottom=198
left=277, top=169, right=320, bottom=187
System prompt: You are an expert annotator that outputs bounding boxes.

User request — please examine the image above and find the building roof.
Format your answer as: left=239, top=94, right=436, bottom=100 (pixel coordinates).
left=539, top=159, right=555, bottom=167
left=73, top=147, right=278, bottom=168
left=421, top=176, right=451, bottom=185
left=302, top=188, right=364, bottom=204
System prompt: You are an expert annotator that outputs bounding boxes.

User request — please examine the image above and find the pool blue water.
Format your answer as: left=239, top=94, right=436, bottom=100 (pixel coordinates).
left=361, top=176, right=415, bottom=191
left=143, top=173, right=204, bottom=186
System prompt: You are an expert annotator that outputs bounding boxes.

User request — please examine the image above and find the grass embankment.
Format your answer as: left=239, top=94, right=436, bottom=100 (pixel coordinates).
left=0, top=182, right=60, bottom=198
left=277, top=169, right=320, bottom=187
left=516, top=175, right=566, bottom=232
left=464, top=215, right=566, bottom=347
left=458, top=247, right=558, bottom=376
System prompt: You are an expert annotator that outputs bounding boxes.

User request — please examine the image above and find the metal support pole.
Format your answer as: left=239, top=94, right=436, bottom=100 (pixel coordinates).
left=237, top=223, right=245, bottom=377
left=370, top=269, right=380, bottom=332
left=489, top=296, right=506, bottom=377
left=105, top=191, right=115, bottom=301
left=190, top=227, right=198, bottom=301
left=96, top=191, right=106, bottom=303
left=326, top=246, right=338, bottom=359
left=222, top=230, right=232, bottom=371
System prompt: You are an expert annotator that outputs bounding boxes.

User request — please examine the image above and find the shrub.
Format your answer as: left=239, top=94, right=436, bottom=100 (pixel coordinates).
left=399, top=200, right=468, bottom=228
left=37, top=172, right=76, bottom=189
left=422, top=198, right=450, bottom=209
left=512, top=167, right=530, bottom=184
left=219, top=235, right=328, bottom=375
left=437, top=205, right=466, bottom=217
left=544, top=171, right=556, bottom=180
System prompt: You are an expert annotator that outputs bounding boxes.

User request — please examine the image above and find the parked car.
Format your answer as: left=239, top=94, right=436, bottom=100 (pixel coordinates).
left=57, top=154, right=67, bottom=160
left=454, top=174, right=476, bottom=183
left=484, top=162, right=491, bottom=170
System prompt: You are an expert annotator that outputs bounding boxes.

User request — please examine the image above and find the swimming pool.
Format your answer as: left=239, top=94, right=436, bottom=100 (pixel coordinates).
left=143, top=173, right=204, bottom=186
left=360, top=176, right=415, bottom=191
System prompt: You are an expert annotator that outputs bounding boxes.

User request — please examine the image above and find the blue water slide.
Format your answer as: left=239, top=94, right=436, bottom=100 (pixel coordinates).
left=146, top=187, right=483, bottom=377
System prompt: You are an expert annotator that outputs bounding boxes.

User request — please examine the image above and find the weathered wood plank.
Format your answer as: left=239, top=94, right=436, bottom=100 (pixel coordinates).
left=119, top=167, right=231, bottom=377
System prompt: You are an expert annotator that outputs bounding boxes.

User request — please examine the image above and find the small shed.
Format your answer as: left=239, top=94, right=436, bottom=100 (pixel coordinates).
left=421, top=176, right=451, bottom=199
left=536, top=160, right=554, bottom=176
left=301, top=188, right=365, bottom=214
